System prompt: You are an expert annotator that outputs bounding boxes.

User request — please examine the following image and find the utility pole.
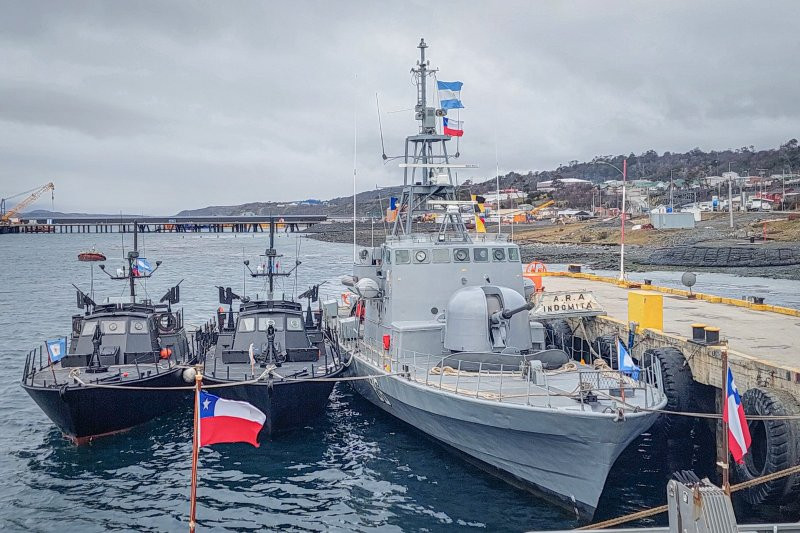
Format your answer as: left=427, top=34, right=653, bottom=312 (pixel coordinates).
left=670, top=169, right=675, bottom=210
left=728, top=177, right=734, bottom=229
left=619, top=158, right=627, bottom=281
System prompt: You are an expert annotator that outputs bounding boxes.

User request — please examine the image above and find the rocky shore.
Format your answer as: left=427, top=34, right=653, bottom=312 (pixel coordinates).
left=305, top=217, right=800, bottom=280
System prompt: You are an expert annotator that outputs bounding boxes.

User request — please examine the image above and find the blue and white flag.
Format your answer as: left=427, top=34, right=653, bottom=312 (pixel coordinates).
left=617, top=338, right=639, bottom=379
left=133, top=257, right=153, bottom=276
left=437, top=80, right=464, bottom=110
left=46, top=338, right=67, bottom=363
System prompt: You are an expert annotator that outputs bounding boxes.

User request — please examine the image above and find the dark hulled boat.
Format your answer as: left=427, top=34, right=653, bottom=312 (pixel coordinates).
left=201, top=220, right=345, bottom=436
left=22, top=224, right=196, bottom=444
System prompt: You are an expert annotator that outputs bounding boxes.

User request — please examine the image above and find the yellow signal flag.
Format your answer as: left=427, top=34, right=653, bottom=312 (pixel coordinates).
left=471, top=194, right=487, bottom=233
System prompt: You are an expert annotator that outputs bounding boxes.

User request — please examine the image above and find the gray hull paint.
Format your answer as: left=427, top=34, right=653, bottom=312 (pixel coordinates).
left=347, top=355, right=657, bottom=519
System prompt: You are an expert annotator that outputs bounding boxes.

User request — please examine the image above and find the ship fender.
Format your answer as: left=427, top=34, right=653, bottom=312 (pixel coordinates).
left=641, top=347, right=700, bottom=435
left=593, top=334, right=617, bottom=367
left=734, top=387, right=800, bottom=506
left=542, top=319, right=573, bottom=357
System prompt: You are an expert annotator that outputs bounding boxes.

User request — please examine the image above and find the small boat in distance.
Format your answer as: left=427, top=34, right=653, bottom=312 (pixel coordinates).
left=78, top=248, right=106, bottom=262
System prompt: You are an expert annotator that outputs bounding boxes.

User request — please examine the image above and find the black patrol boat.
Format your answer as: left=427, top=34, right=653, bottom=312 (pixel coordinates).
left=200, top=220, right=345, bottom=436
left=22, top=224, right=196, bottom=444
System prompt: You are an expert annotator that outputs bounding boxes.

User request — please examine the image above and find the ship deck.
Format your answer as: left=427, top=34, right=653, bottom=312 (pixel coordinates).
left=348, top=339, right=665, bottom=414
left=202, top=345, right=342, bottom=382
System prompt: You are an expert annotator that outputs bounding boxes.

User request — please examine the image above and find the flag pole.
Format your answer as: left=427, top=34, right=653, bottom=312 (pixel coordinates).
left=189, top=371, right=203, bottom=533
left=720, top=344, right=731, bottom=495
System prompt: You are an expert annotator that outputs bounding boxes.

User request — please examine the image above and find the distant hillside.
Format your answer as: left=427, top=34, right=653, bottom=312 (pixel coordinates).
left=465, top=139, right=800, bottom=194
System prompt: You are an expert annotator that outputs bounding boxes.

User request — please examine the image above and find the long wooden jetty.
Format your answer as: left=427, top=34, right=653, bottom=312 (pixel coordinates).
left=1, top=215, right=327, bottom=234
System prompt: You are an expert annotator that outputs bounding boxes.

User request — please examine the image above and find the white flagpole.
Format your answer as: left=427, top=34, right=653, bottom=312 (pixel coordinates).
left=189, top=371, right=203, bottom=533
left=720, top=345, right=731, bottom=494
left=353, top=76, right=358, bottom=263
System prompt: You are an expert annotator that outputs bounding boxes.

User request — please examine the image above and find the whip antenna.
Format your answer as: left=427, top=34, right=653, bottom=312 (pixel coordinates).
left=376, top=92, right=387, bottom=160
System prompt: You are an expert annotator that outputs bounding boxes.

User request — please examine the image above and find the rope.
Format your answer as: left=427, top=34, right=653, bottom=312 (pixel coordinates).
left=578, top=464, right=800, bottom=530
left=65, top=366, right=401, bottom=390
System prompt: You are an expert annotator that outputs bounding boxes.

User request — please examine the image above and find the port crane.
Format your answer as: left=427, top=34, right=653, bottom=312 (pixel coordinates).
left=0, top=182, right=55, bottom=224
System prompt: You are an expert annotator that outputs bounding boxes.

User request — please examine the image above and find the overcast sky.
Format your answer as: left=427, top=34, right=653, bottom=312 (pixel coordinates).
left=1, top=1, right=798, bottom=214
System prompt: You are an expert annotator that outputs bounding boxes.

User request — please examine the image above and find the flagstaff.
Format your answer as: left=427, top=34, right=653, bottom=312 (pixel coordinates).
left=189, top=370, right=202, bottom=533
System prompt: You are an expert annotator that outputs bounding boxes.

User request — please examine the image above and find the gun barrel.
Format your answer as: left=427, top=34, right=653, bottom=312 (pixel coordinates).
left=500, top=302, right=534, bottom=319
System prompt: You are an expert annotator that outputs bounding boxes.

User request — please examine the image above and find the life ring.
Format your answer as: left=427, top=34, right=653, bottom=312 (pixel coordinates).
left=734, top=387, right=800, bottom=506
left=523, top=261, right=547, bottom=292
left=157, top=312, right=177, bottom=333
left=524, top=261, right=547, bottom=274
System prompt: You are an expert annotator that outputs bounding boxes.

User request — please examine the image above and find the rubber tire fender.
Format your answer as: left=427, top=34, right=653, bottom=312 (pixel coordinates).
left=733, top=387, right=800, bottom=506
left=641, top=347, right=694, bottom=434
left=543, top=319, right=573, bottom=357
left=594, top=334, right=617, bottom=367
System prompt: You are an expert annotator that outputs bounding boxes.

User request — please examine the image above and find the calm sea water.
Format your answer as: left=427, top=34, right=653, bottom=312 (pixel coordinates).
left=0, top=233, right=793, bottom=532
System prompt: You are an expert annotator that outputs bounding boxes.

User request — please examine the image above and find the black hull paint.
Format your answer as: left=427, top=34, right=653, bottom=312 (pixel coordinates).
left=23, top=369, right=190, bottom=443
left=204, top=366, right=345, bottom=437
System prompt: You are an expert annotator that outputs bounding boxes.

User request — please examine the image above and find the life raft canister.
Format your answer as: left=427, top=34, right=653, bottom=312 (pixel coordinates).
left=523, top=261, right=547, bottom=292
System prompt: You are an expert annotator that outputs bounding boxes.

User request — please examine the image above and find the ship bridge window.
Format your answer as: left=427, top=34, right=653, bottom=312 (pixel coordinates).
left=287, top=317, right=303, bottom=331
left=413, top=250, right=429, bottom=263
left=395, top=250, right=411, bottom=264
left=473, top=248, right=489, bottom=262
left=81, top=321, right=97, bottom=336
left=101, top=320, right=126, bottom=335
left=508, top=247, right=520, bottom=262
left=257, top=316, right=283, bottom=332
left=238, top=317, right=256, bottom=332
left=492, top=248, right=506, bottom=262
left=130, top=320, right=149, bottom=334
left=453, top=248, right=470, bottom=262
left=432, top=248, right=450, bottom=263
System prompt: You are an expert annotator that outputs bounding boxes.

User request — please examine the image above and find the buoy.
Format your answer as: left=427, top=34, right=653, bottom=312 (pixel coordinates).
left=183, top=367, right=196, bottom=383
left=160, top=347, right=172, bottom=359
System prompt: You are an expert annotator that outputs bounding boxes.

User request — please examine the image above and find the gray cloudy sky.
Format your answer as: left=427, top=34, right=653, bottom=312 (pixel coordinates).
left=1, top=1, right=798, bottom=214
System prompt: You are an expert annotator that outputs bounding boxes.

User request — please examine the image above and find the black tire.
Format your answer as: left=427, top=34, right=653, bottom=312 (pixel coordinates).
left=594, top=334, right=617, bottom=367
left=543, top=319, right=573, bottom=357
left=734, top=388, right=800, bottom=506
left=642, top=347, right=694, bottom=434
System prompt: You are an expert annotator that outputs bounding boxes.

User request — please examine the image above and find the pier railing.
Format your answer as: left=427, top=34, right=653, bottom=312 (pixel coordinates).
left=340, top=336, right=665, bottom=411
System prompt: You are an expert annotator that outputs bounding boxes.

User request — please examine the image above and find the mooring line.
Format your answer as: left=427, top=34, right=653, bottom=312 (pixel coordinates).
left=577, top=463, right=800, bottom=530
left=63, top=367, right=402, bottom=391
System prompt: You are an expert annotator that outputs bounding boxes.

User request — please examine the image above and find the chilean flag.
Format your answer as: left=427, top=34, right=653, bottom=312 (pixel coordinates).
left=723, top=367, right=751, bottom=464
left=443, top=117, right=463, bottom=137
left=199, top=391, right=266, bottom=447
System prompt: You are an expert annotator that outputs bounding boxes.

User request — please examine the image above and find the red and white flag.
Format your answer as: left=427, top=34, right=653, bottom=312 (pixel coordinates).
left=443, top=117, right=463, bottom=137
left=199, top=391, right=266, bottom=448
left=723, top=367, right=751, bottom=464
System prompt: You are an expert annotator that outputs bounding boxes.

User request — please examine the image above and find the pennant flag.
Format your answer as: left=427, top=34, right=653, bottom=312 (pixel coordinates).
left=46, top=338, right=67, bottom=363
left=132, top=257, right=153, bottom=277
left=471, top=195, right=487, bottom=233
left=199, top=391, right=266, bottom=447
left=437, top=80, right=464, bottom=109
left=617, top=338, right=639, bottom=379
left=443, top=117, right=463, bottom=137
left=723, top=367, right=751, bottom=464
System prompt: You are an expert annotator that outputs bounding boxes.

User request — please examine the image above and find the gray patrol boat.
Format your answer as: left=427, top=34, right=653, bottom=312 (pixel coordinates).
left=323, top=39, right=668, bottom=520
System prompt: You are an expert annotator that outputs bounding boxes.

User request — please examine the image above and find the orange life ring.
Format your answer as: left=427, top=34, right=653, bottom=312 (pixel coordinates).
left=523, top=261, right=547, bottom=292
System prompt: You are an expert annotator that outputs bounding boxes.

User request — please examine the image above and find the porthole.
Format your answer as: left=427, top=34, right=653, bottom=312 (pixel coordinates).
left=454, top=248, right=469, bottom=262
left=414, top=250, right=428, bottom=263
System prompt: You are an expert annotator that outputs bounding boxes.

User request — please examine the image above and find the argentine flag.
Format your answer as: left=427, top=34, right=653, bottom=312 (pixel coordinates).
left=617, top=338, right=639, bottom=380
left=437, top=80, right=464, bottom=110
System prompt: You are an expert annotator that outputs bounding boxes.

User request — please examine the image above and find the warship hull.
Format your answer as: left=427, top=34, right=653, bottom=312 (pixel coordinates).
left=22, top=368, right=189, bottom=444
left=347, top=356, right=657, bottom=520
left=203, top=364, right=346, bottom=436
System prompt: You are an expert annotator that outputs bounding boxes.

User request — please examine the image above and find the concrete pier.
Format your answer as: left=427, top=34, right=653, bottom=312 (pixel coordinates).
left=541, top=273, right=800, bottom=395
left=0, top=215, right=327, bottom=234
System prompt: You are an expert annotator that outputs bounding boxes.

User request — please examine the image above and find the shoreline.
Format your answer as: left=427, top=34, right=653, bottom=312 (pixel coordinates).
left=304, top=221, right=800, bottom=281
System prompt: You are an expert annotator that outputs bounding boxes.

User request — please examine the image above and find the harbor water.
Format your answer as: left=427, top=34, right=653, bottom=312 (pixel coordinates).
left=1, top=233, right=797, bottom=532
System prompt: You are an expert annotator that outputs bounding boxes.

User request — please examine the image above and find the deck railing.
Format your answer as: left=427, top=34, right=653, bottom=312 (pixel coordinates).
left=340, top=335, right=665, bottom=412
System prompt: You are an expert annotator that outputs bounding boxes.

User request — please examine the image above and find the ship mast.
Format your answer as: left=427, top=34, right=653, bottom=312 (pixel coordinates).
left=392, top=39, right=469, bottom=241
left=244, top=216, right=299, bottom=300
